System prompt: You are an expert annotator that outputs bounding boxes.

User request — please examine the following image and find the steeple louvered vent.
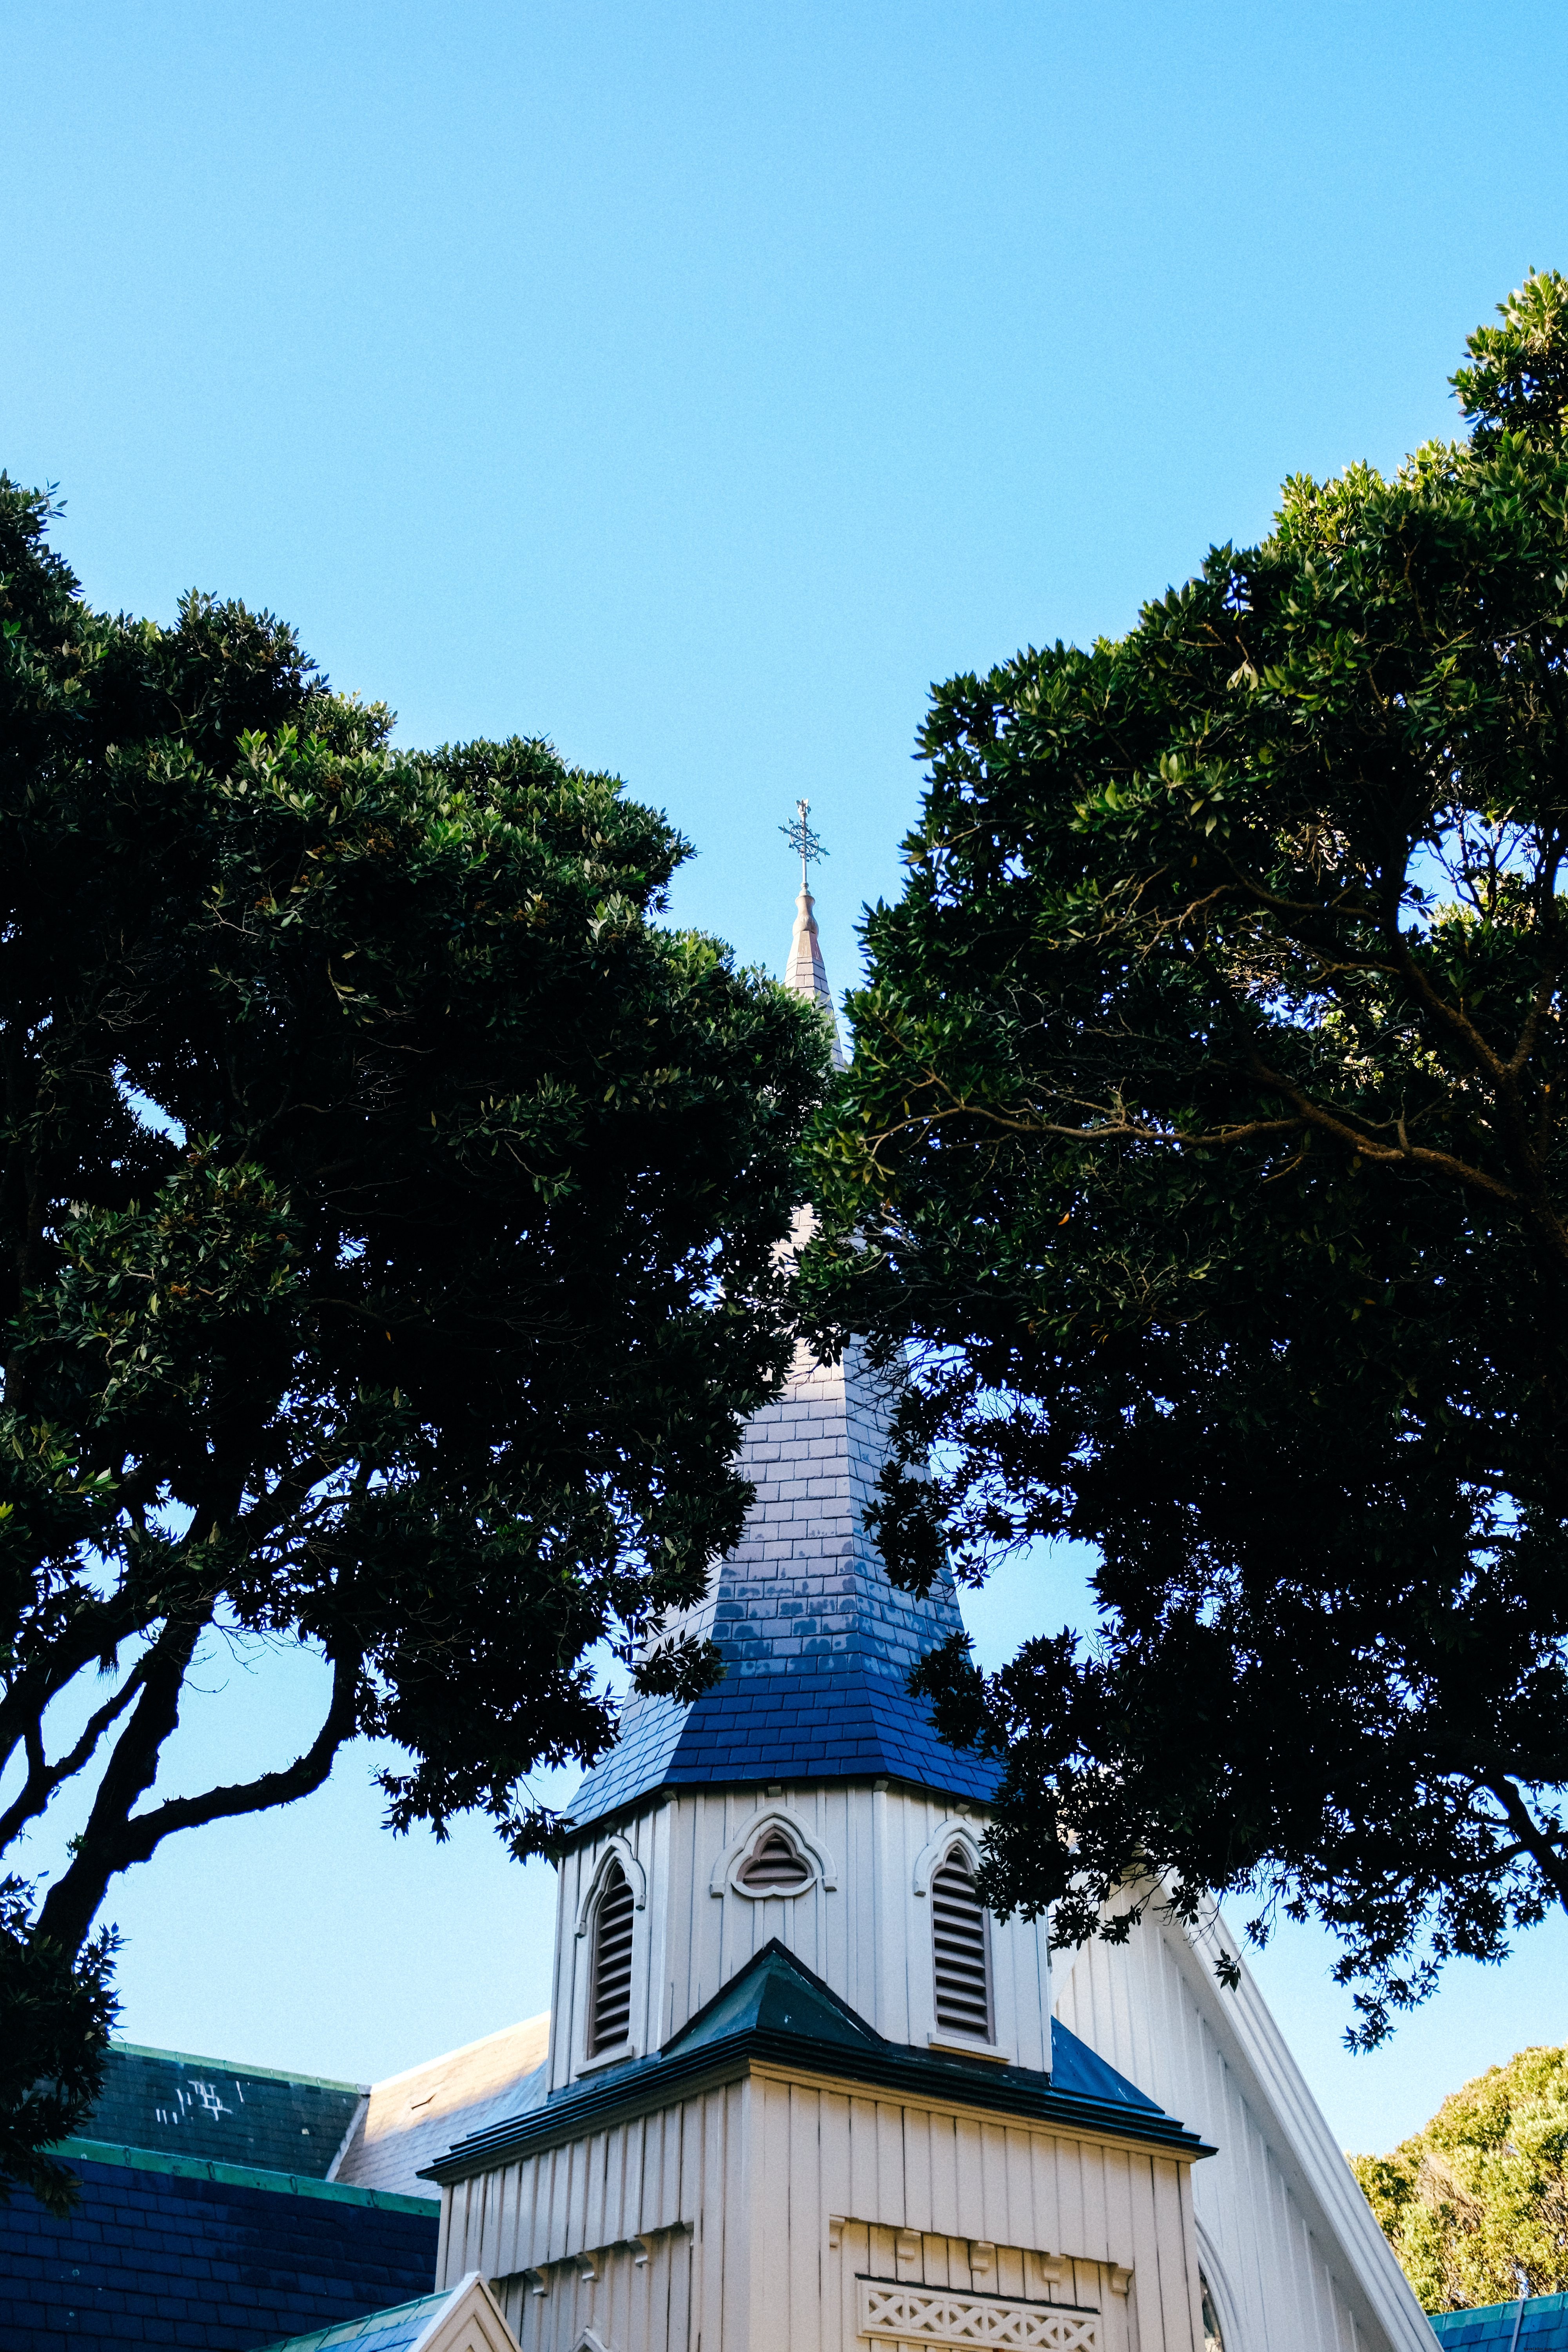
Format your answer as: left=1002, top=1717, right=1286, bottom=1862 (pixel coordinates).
left=588, top=1862, right=635, bottom=2054
left=737, top=1827, right=812, bottom=1892
left=931, top=1844, right=992, bottom=2040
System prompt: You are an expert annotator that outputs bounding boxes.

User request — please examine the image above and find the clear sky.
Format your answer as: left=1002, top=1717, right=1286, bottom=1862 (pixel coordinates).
left=3, top=0, right=1566, bottom=2154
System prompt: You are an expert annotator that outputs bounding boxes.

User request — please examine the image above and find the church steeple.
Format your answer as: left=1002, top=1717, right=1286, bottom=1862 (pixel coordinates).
left=564, top=832, right=989, bottom=1840
left=784, top=882, right=844, bottom=1062
left=780, top=797, right=846, bottom=1066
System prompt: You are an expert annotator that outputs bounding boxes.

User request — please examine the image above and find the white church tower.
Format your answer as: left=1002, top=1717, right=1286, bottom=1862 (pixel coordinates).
left=423, top=856, right=1436, bottom=2352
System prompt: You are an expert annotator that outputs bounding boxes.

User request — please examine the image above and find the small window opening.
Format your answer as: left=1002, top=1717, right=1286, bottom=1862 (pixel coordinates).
left=588, top=1861, right=635, bottom=2054
left=931, top=1843, right=992, bottom=2039
left=737, top=1827, right=813, bottom=1892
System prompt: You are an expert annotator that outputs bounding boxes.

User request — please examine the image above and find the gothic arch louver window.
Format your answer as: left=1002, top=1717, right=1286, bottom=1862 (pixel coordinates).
left=931, top=1842, right=993, bottom=2040
left=587, top=1860, right=635, bottom=2055
left=737, top=1826, right=813, bottom=1892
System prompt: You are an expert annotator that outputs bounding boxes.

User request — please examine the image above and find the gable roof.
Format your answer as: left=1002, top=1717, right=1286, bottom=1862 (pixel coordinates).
left=666, top=1936, right=886, bottom=2056
left=331, top=2014, right=548, bottom=2201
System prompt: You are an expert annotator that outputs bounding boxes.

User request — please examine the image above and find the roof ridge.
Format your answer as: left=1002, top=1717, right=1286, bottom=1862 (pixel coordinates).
left=362, top=2012, right=549, bottom=2093
left=108, top=2040, right=366, bottom=2093
left=662, top=1936, right=883, bottom=2056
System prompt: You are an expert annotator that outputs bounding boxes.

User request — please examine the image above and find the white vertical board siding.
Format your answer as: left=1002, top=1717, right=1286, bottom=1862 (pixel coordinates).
left=494, top=2225, right=695, bottom=2352
left=553, top=1785, right=1052, bottom=2091
left=1055, top=1904, right=1434, bottom=2352
left=444, top=2070, right=1205, bottom=2352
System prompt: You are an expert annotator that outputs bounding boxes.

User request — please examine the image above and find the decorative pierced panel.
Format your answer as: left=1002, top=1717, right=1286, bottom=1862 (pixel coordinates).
left=931, top=1844, right=992, bottom=2038
left=737, top=1827, right=813, bottom=1892
left=858, top=2281, right=1098, bottom=2350
left=588, top=1862, right=635, bottom=2054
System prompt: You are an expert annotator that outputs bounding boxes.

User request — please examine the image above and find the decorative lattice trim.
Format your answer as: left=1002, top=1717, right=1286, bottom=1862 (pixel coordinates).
left=858, top=2278, right=1098, bottom=2351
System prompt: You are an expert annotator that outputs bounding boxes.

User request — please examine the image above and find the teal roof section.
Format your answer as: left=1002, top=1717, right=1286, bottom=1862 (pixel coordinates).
left=111, top=2038, right=363, bottom=2092
left=254, top=2288, right=451, bottom=2351
left=85, top=2040, right=365, bottom=2175
left=49, top=2135, right=437, bottom=2214
left=668, top=1937, right=884, bottom=2056
left=1432, top=2293, right=1568, bottom=2350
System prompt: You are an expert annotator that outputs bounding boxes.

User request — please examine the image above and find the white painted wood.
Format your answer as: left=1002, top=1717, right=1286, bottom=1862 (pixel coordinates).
left=412, top=2272, right=521, bottom=2352
left=548, top=1782, right=1053, bottom=2093
left=573, top=1835, right=648, bottom=1938
left=441, top=2061, right=1203, bottom=2351
left=708, top=1800, right=838, bottom=1897
left=1055, top=1890, right=1436, bottom=2352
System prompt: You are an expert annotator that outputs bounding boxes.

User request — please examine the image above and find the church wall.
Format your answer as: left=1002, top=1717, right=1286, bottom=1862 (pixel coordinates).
left=439, top=2070, right=1204, bottom=2352
left=549, top=1784, right=1052, bottom=2092
left=1055, top=1907, right=1433, bottom=2352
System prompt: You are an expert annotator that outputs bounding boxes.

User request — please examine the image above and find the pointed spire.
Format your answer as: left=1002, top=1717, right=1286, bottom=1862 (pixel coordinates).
left=780, top=800, right=845, bottom=1069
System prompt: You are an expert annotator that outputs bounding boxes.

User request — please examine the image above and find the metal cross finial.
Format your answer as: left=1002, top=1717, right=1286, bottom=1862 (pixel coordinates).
left=780, top=797, right=828, bottom=892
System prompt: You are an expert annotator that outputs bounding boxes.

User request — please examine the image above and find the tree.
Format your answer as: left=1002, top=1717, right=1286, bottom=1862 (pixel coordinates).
left=0, top=480, right=827, bottom=2207
left=803, top=273, right=1568, bottom=2041
left=1352, top=2043, right=1568, bottom=2310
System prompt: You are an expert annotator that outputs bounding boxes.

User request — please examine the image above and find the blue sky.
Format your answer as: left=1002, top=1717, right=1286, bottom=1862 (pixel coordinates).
left=3, top=0, right=1566, bottom=2151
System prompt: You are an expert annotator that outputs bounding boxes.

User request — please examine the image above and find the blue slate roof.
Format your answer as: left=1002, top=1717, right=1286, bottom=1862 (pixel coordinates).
left=1432, top=2293, right=1568, bottom=2350
left=0, top=2147, right=438, bottom=2352
left=571, top=1659, right=999, bottom=1828
left=255, top=2288, right=452, bottom=2352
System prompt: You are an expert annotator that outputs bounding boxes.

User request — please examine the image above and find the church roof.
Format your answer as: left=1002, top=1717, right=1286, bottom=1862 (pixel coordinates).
left=566, top=870, right=995, bottom=1837
left=667, top=1934, right=883, bottom=2056
left=255, top=2295, right=454, bottom=2352
left=330, top=2014, right=548, bottom=2201
left=82, top=2040, right=365, bottom=2178
left=419, top=1941, right=1214, bottom=2186
left=570, top=1658, right=998, bottom=1827
left=1432, top=2295, right=1568, bottom=2350
left=254, top=2272, right=518, bottom=2352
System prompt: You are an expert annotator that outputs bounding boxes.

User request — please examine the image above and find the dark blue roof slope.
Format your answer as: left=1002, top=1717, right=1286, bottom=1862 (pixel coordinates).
left=423, top=1940, right=1213, bottom=2185
left=0, top=2148, right=437, bottom=2352
left=1048, top=2018, right=1162, bottom=2112
left=570, top=1661, right=998, bottom=1829
left=1432, top=2293, right=1568, bottom=2350
left=86, top=2041, right=365, bottom=2176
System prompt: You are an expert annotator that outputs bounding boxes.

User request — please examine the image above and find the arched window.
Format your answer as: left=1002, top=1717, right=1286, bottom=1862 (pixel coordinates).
left=931, top=1842, right=992, bottom=2040
left=587, top=1861, right=635, bottom=2055
left=737, top=1827, right=812, bottom=1893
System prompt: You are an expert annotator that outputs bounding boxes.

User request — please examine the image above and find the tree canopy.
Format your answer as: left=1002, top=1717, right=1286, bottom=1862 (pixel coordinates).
left=0, top=480, right=827, bottom=2206
left=1353, top=2043, right=1568, bottom=2310
left=803, top=272, right=1568, bottom=2039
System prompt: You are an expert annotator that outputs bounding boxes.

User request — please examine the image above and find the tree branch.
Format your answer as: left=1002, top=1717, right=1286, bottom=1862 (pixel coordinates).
left=1483, top=1775, right=1568, bottom=1911
left=36, top=1637, right=365, bottom=1959
left=0, top=1653, right=152, bottom=1852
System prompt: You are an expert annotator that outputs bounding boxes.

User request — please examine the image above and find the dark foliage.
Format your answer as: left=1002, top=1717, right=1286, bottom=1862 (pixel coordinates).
left=803, top=274, right=1568, bottom=2040
left=0, top=482, right=827, bottom=2189
left=0, top=1876, right=118, bottom=2214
